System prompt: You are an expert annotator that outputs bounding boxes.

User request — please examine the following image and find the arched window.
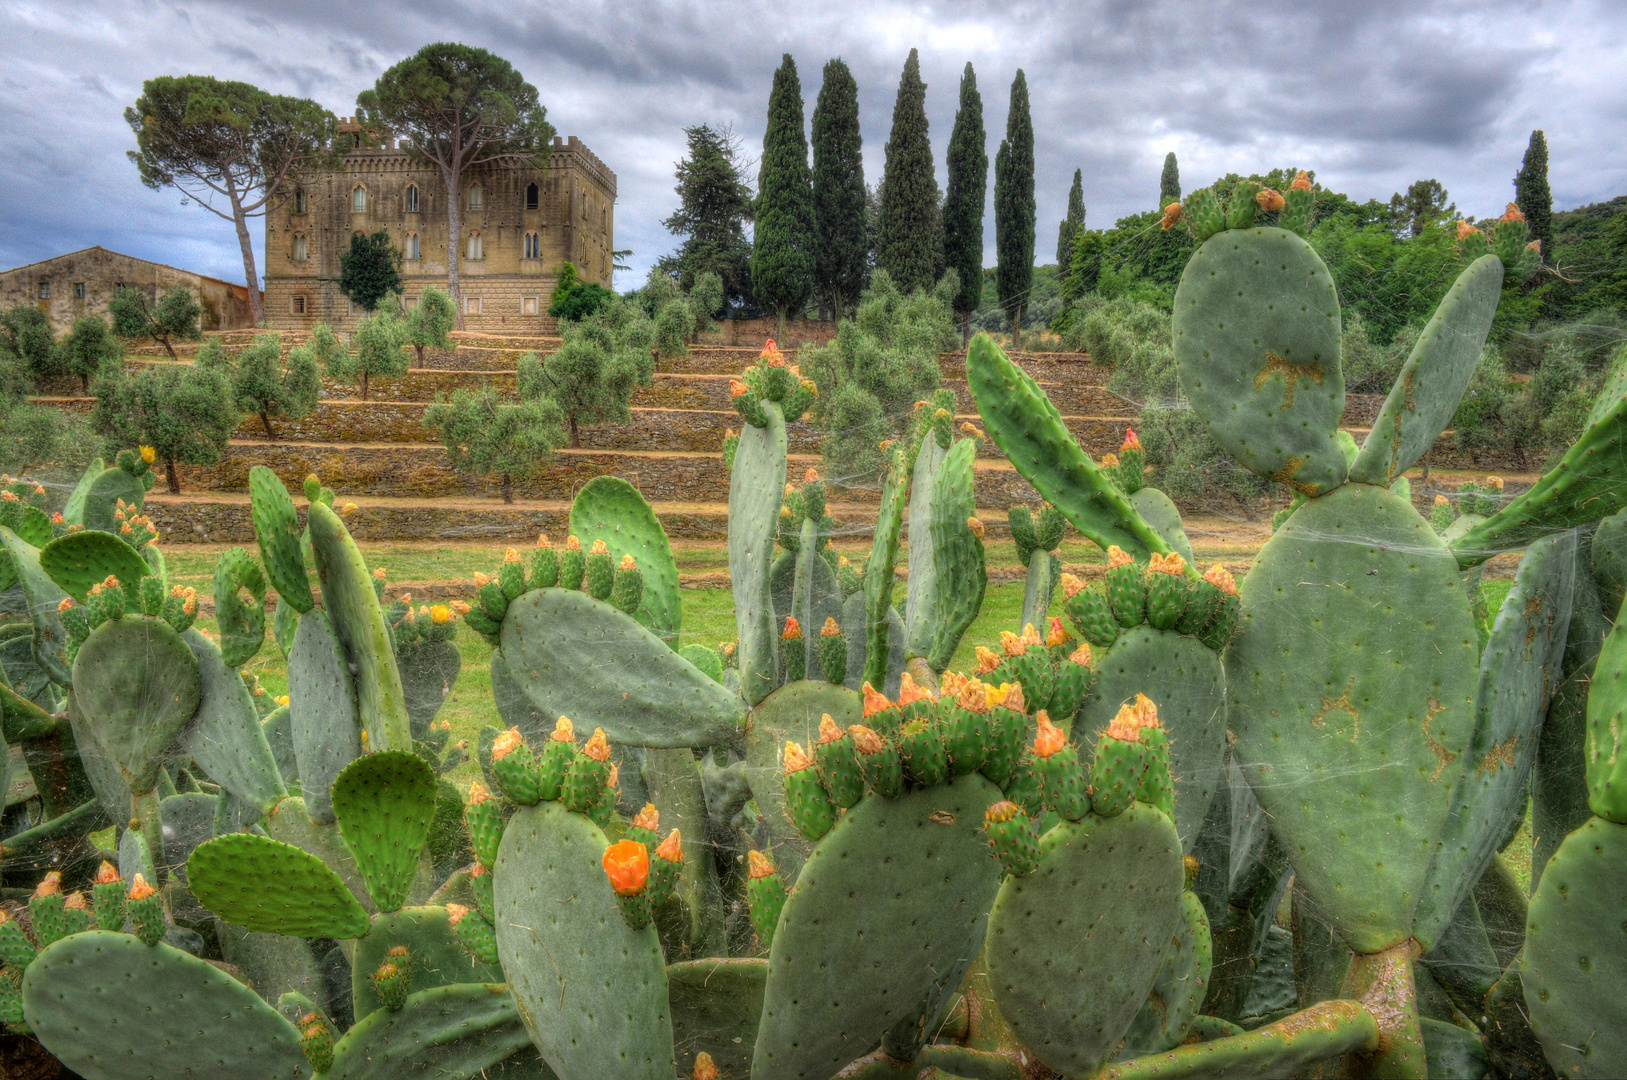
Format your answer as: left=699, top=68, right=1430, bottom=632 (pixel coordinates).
left=525, top=182, right=539, bottom=211
left=351, top=186, right=367, bottom=213
left=294, top=189, right=307, bottom=214
left=468, top=184, right=483, bottom=212
left=292, top=234, right=309, bottom=262
left=404, top=232, right=419, bottom=260
left=523, top=232, right=540, bottom=260
left=405, top=185, right=419, bottom=213
left=467, top=232, right=484, bottom=260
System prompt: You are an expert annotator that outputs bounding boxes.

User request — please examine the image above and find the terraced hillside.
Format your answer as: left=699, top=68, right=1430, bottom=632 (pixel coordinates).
left=33, top=329, right=1501, bottom=544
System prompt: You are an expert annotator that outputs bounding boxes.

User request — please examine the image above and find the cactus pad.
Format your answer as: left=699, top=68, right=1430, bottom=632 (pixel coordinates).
left=967, top=334, right=1172, bottom=559
left=287, top=608, right=361, bottom=825
left=351, top=907, right=501, bottom=1021
left=1077, top=626, right=1226, bottom=850
left=569, top=475, right=682, bottom=644
left=1173, top=227, right=1347, bottom=496
left=326, top=982, right=536, bottom=1080
left=332, top=750, right=437, bottom=913
left=72, top=616, right=202, bottom=795
left=668, top=957, right=767, bottom=1080
left=308, top=501, right=410, bottom=752
left=1119, top=889, right=1213, bottom=1056
left=984, top=803, right=1185, bottom=1078
left=22, top=931, right=310, bottom=1080
left=500, top=587, right=746, bottom=748
left=1350, top=255, right=1504, bottom=486
left=926, top=438, right=987, bottom=671
left=187, top=831, right=371, bottom=939
left=250, top=465, right=315, bottom=613
left=494, top=800, right=674, bottom=1080
left=38, top=529, right=150, bottom=602
left=1227, top=482, right=1478, bottom=952
left=1523, top=815, right=1627, bottom=1078
left=213, top=547, right=268, bottom=667
left=751, top=773, right=1003, bottom=1080
left=742, top=680, right=862, bottom=875
left=178, top=628, right=287, bottom=814
left=4, top=525, right=74, bottom=685
left=729, top=398, right=787, bottom=704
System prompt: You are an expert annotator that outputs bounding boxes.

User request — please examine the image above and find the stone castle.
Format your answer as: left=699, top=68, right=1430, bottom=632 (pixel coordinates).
left=265, top=126, right=617, bottom=334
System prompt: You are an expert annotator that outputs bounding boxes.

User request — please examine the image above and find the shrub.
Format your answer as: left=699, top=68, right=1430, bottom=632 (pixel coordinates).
left=108, top=286, right=202, bottom=360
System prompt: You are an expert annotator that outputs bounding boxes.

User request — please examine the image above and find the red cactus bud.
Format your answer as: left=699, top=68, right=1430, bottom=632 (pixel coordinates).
left=656, top=829, right=683, bottom=864
left=782, top=616, right=803, bottom=642
left=783, top=741, right=813, bottom=773
left=127, top=873, right=156, bottom=901
left=1033, top=711, right=1067, bottom=758
left=95, top=860, right=122, bottom=885
left=985, top=800, right=1022, bottom=825
left=1046, top=617, right=1073, bottom=649
left=1121, top=428, right=1141, bottom=452
left=896, top=672, right=935, bottom=706
left=583, top=728, right=611, bottom=762
left=490, top=727, right=525, bottom=762
left=631, top=803, right=660, bottom=832
left=861, top=683, right=893, bottom=719
left=603, top=840, right=650, bottom=897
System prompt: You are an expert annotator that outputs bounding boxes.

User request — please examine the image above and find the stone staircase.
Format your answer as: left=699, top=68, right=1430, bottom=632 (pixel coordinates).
left=41, top=331, right=1488, bottom=544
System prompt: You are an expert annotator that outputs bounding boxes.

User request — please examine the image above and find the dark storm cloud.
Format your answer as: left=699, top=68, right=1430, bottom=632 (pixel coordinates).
left=0, top=0, right=1621, bottom=287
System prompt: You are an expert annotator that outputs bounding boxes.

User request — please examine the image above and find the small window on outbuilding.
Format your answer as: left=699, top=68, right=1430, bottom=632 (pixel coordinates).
left=526, top=182, right=539, bottom=210
left=37, top=281, right=49, bottom=300
left=74, top=282, right=86, bottom=300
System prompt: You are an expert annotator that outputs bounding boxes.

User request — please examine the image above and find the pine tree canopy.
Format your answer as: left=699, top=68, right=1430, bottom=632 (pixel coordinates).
left=660, top=125, right=756, bottom=309
left=994, top=69, right=1035, bottom=328
left=811, top=58, right=868, bottom=320
left=753, top=54, right=817, bottom=328
left=943, top=62, right=988, bottom=322
left=876, top=49, right=941, bottom=295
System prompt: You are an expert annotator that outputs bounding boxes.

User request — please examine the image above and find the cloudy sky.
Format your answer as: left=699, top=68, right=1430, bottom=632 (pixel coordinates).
left=2, top=0, right=1623, bottom=289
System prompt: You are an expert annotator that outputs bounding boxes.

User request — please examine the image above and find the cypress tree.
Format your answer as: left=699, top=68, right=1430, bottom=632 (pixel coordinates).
left=994, top=70, right=1034, bottom=335
left=1515, top=130, right=1552, bottom=262
left=942, top=62, right=987, bottom=341
left=811, top=58, right=868, bottom=322
left=876, top=49, right=941, bottom=295
left=1055, top=168, right=1084, bottom=267
left=753, top=54, right=816, bottom=341
left=1159, top=152, right=1181, bottom=207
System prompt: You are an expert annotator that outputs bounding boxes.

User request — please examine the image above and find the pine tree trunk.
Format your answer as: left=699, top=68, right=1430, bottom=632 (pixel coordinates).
left=569, top=415, right=581, bottom=449
left=501, top=473, right=513, bottom=504
left=226, top=185, right=266, bottom=326
left=166, top=460, right=181, bottom=495
left=261, top=411, right=276, bottom=439
left=444, top=162, right=464, bottom=330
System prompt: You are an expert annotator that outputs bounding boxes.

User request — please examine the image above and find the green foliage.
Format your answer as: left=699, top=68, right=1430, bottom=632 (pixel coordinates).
left=994, top=71, right=1035, bottom=330
left=652, top=299, right=692, bottom=360
left=552, top=261, right=579, bottom=304
left=1159, top=152, right=1181, bottom=207
left=339, top=231, right=403, bottom=312
left=535, top=296, right=656, bottom=447
left=228, top=331, right=321, bottom=438
left=405, top=286, right=456, bottom=366
left=1060, top=296, right=1175, bottom=399
left=0, top=401, right=99, bottom=476
left=942, top=63, right=987, bottom=326
left=1056, top=168, right=1084, bottom=269
left=125, top=74, right=337, bottom=323
left=876, top=49, right=940, bottom=296
left=550, top=281, right=615, bottom=322
left=55, top=316, right=124, bottom=394
left=334, top=307, right=409, bottom=400
left=752, top=54, right=816, bottom=332
left=108, top=286, right=202, bottom=360
left=1516, top=130, right=1553, bottom=262
left=1136, top=406, right=1269, bottom=508
left=801, top=269, right=957, bottom=482
left=658, top=125, right=755, bottom=310
left=1388, top=178, right=1455, bottom=239
left=1, top=304, right=56, bottom=383
left=811, top=58, right=868, bottom=322
left=92, top=358, right=237, bottom=492
left=690, top=271, right=725, bottom=325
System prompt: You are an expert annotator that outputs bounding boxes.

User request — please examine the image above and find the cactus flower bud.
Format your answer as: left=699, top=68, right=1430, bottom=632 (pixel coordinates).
left=1160, top=202, right=1184, bottom=229
left=1106, top=545, right=1134, bottom=569
left=730, top=379, right=749, bottom=398
left=848, top=725, right=884, bottom=754
left=1000, top=631, right=1026, bottom=658
left=491, top=728, right=524, bottom=762
left=861, top=682, right=894, bottom=720
left=590, top=539, right=609, bottom=556
left=631, top=803, right=660, bottom=833
left=1046, top=617, right=1073, bottom=649
left=1290, top=170, right=1313, bottom=190
left=998, top=682, right=1026, bottom=715
left=603, top=839, right=650, bottom=897
left=277, top=695, right=290, bottom=707
left=782, top=615, right=803, bottom=641
left=1255, top=188, right=1286, bottom=212
left=1059, top=572, right=1086, bottom=600
left=1069, top=643, right=1093, bottom=666
left=620, top=553, right=637, bottom=571
left=57, top=596, right=74, bottom=612
left=36, top=871, right=62, bottom=897
left=446, top=903, right=471, bottom=925
left=139, top=445, right=156, bottom=464
left=975, top=645, right=1003, bottom=675
left=783, top=741, right=813, bottom=773
left=896, top=671, right=935, bottom=708
left=1102, top=453, right=1121, bottom=467
left=582, top=728, right=611, bottom=762
left=1203, top=564, right=1237, bottom=595
left=938, top=669, right=968, bottom=698
left=1486, top=475, right=1505, bottom=490
left=1033, top=711, right=1067, bottom=758
left=957, top=678, right=989, bottom=713
left=656, top=829, right=683, bottom=865
left=1020, top=622, right=1044, bottom=649
left=1501, top=202, right=1525, bottom=223
left=967, top=516, right=985, bottom=540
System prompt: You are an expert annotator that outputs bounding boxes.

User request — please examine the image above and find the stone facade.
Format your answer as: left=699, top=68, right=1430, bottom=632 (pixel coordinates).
left=264, top=131, right=616, bottom=335
left=0, top=247, right=256, bottom=335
